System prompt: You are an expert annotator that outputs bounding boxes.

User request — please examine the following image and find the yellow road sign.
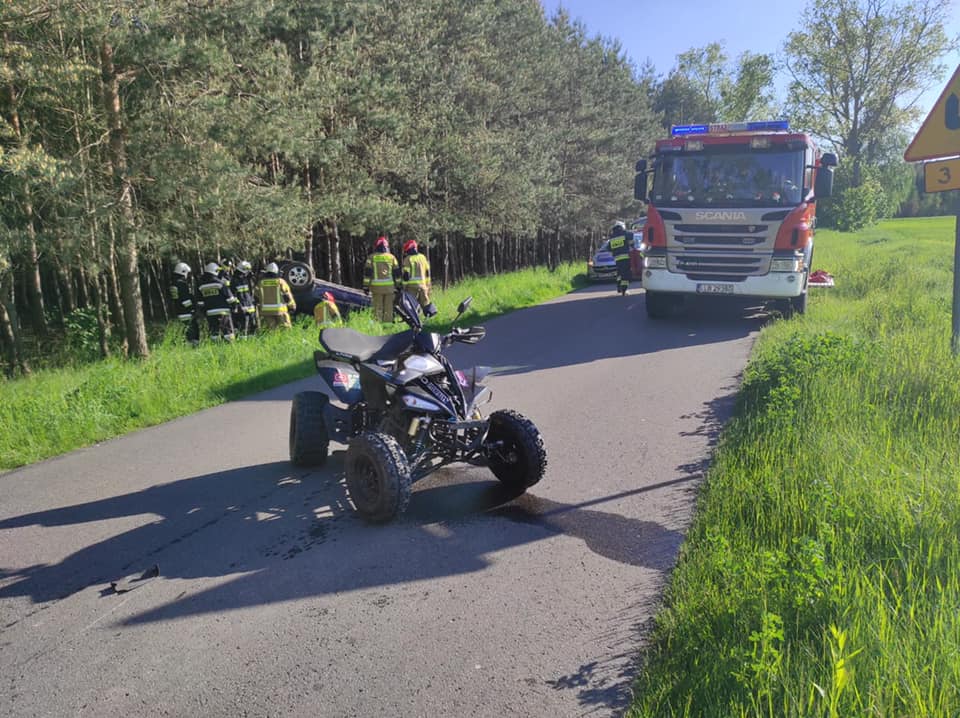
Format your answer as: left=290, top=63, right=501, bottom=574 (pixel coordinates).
left=924, top=157, right=960, bottom=193
left=904, top=64, right=960, bottom=162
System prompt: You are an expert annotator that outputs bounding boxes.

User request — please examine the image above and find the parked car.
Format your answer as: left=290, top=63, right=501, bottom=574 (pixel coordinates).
left=276, top=260, right=371, bottom=317
left=587, top=220, right=646, bottom=282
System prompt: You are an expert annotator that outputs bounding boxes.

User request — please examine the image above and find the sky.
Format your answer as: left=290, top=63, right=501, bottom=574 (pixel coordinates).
left=540, top=0, right=960, bottom=125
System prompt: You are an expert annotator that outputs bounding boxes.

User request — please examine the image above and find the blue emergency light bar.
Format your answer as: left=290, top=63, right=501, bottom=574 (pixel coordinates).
left=670, top=120, right=790, bottom=137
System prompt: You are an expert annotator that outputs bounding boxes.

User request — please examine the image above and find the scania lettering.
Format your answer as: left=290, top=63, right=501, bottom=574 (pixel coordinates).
left=634, top=120, right=838, bottom=319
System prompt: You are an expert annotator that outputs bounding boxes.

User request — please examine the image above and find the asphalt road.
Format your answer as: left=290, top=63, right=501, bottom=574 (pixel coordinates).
left=0, top=284, right=764, bottom=717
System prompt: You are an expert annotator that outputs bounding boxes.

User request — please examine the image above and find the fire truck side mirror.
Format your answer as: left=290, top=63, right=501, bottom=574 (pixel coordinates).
left=634, top=159, right=648, bottom=201
left=814, top=162, right=836, bottom=199
left=634, top=173, right=648, bottom=201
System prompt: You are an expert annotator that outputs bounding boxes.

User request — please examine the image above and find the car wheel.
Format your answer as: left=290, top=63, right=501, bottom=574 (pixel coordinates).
left=282, top=261, right=314, bottom=289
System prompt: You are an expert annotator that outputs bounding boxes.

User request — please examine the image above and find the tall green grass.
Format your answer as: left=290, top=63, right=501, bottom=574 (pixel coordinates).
left=0, top=264, right=585, bottom=471
left=629, top=216, right=960, bottom=717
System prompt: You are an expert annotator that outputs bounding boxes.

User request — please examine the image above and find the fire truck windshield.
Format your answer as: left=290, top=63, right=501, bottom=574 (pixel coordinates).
left=651, top=148, right=805, bottom=208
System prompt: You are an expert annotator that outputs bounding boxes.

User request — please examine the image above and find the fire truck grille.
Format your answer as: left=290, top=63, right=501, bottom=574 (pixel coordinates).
left=671, top=253, right=767, bottom=279
left=674, top=224, right=768, bottom=234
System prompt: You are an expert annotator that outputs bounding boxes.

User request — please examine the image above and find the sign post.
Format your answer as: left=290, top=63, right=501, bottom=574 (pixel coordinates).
left=904, top=64, right=960, bottom=354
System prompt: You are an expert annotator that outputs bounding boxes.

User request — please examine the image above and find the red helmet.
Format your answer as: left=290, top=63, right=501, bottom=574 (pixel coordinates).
left=374, top=236, right=388, bottom=251
left=323, top=292, right=335, bottom=303
left=403, top=240, right=418, bottom=253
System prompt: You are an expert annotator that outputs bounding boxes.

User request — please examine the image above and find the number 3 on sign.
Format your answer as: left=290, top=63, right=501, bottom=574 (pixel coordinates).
left=924, top=158, right=960, bottom=193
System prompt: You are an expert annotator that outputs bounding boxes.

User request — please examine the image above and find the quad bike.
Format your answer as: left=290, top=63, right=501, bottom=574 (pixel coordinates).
left=289, top=290, right=547, bottom=523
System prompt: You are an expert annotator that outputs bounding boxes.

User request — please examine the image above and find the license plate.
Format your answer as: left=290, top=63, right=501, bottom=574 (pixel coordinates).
left=697, top=283, right=735, bottom=295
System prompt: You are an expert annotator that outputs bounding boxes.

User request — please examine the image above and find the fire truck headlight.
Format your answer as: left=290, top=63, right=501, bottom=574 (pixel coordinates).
left=770, top=256, right=803, bottom=272
left=644, top=255, right=667, bottom=269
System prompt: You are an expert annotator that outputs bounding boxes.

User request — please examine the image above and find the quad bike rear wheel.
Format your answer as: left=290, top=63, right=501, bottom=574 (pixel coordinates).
left=486, top=410, right=547, bottom=489
left=345, top=431, right=411, bottom=523
left=289, top=391, right=330, bottom=467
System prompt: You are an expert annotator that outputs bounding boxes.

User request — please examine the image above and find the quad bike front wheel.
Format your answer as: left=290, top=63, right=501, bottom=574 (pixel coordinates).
left=486, top=410, right=547, bottom=489
left=345, top=432, right=412, bottom=523
left=289, top=391, right=330, bottom=467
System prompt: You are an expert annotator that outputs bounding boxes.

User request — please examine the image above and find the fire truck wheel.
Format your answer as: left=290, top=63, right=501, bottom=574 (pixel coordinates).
left=791, top=290, right=808, bottom=315
left=645, top=290, right=669, bottom=319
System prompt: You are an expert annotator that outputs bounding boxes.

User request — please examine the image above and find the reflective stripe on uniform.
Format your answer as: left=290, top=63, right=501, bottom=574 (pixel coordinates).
left=206, top=308, right=231, bottom=316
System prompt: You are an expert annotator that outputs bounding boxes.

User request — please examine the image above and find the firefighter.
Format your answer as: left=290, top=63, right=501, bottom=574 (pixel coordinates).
left=363, top=236, right=400, bottom=322
left=314, top=291, right=342, bottom=328
left=232, top=260, right=258, bottom=336
left=609, top=221, right=631, bottom=296
left=169, top=262, right=200, bottom=346
left=257, top=262, right=297, bottom=329
left=196, top=262, right=238, bottom=341
left=401, top=239, right=436, bottom=317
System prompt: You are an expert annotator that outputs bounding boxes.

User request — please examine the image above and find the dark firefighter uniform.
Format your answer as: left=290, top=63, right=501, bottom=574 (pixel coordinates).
left=196, top=269, right=238, bottom=341
left=231, top=267, right=258, bottom=336
left=169, top=274, right=200, bottom=345
left=609, top=225, right=632, bottom=296
left=257, top=269, right=297, bottom=329
left=401, top=240, right=436, bottom=317
left=364, top=238, right=400, bottom=322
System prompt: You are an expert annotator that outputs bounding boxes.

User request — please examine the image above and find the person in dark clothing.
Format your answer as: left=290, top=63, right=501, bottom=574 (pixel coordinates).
left=196, top=262, right=238, bottom=341
left=231, top=260, right=258, bottom=336
left=608, top=221, right=631, bottom=296
left=169, top=262, right=200, bottom=346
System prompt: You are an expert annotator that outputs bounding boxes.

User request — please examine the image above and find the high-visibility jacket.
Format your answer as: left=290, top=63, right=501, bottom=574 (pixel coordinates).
left=402, top=252, right=431, bottom=288
left=609, top=233, right=631, bottom=264
left=169, top=278, right=195, bottom=320
left=196, top=274, right=238, bottom=316
left=232, top=274, right=257, bottom=314
left=314, top=298, right=342, bottom=326
left=257, top=277, right=296, bottom=315
left=363, top=252, right=399, bottom=289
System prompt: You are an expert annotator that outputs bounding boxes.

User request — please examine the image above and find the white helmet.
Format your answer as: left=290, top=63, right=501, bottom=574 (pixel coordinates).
left=264, top=262, right=279, bottom=274
left=238, top=260, right=252, bottom=273
left=611, top=220, right=626, bottom=235
left=173, top=262, right=191, bottom=278
left=204, top=262, right=220, bottom=275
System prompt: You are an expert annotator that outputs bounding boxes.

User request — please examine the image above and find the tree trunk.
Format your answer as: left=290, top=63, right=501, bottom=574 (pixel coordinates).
left=54, top=239, right=76, bottom=316
left=106, top=218, right=128, bottom=355
left=94, top=272, right=111, bottom=358
left=443, top=231, right=450, bottom=289
left=0, top=272, right=30, bottom=376
left=6, top=64, right=47, bottom=338
left=101, top=40, right=148, bottom=358
left=303, top=162, right=314, bottom=270
left=328, top=221, right=342, bottom=284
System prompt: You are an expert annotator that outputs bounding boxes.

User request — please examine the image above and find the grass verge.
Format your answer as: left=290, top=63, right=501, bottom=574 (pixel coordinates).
left=628, top=216, right=960, bottom=716
left=0, top=263, right=586, bottom=471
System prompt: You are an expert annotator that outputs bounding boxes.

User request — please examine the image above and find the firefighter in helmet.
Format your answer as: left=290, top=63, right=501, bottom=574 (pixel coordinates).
left=314, top=291, right=342, bottom=328
left=256, top=262, right=297, bottom=329
left=363, top=235, right=400, bottom=322
left=232, top=260, right=258, bottom=336
left=401, top=239, right=436, bottom=317
left=608, top=221, right=631, bottom=296
left=169, top=262, right=200, bottom=346
left=196, top=262, right=238, bottom=341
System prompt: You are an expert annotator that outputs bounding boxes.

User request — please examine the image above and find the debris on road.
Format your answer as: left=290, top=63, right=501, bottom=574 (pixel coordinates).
left=107, top=564, right=160, bottom=595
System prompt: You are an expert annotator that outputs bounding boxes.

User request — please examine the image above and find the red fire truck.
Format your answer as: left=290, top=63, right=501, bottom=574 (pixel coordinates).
left=634, top=120, right=837, bottom=319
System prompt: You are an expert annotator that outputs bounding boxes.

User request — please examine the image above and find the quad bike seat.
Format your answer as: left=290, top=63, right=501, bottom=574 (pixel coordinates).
left=319, top=327, right=415, bottom=362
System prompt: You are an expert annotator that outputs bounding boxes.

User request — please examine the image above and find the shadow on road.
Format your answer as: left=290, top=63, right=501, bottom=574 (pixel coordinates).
left=0, top=459, right=690, bottom=629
